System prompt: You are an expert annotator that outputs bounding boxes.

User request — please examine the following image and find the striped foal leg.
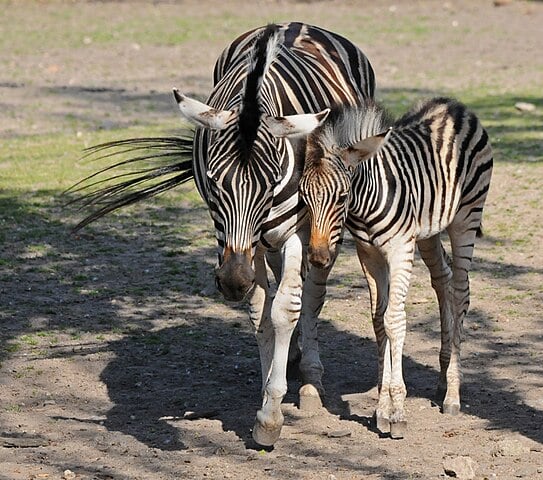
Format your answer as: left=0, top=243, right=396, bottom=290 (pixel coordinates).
left=356, top=243, right=391, bottom=433
left=252, top=232, right=305, bottom=446
left=297, top=262, right=335, bottom=410
left=382, top=240, right=415, bottom=438
left=417, top=235, right=454, bottom=404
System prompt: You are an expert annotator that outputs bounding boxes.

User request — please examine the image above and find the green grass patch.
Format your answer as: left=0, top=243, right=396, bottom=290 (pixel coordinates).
left=379, top=88, right=543, bottom=163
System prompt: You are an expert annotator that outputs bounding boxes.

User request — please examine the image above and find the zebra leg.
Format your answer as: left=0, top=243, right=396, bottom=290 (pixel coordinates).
left=382, top=241, right=415, bottom=438
left=249, top=247, right=275, bottom=394
left=297, top=262, right=334, bottom=411
left=252, top=233, right=305, bottom=446
left=266, top=249, right=303, bottom=376
left=444, top=221, right=479, bottom=416
left=417, top=236, right=454, bottom=403
left=356, top=243, right=390, bottom=433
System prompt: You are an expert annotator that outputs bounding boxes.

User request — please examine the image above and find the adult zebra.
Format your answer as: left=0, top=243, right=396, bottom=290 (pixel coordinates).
left=72, top=23, right=375, bottom=445
left=275, top=97, right=492, bottom=437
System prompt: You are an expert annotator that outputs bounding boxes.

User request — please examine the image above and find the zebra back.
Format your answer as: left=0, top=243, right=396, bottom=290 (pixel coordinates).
left=349, top=97, right=493, bottom=244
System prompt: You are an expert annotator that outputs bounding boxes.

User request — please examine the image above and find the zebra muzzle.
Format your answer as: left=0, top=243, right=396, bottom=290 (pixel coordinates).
left=307, top=241, right=332, bottom=270
left=215, top=249, right=255, bottom=302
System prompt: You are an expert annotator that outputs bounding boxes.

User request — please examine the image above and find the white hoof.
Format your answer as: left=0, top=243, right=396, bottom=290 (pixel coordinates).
left=252, top=420, right=282, bottom=446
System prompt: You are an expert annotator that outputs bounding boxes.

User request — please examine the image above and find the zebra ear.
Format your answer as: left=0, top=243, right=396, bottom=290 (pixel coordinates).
left=343, top=128, right=392, bottom=167
left=173, top=88, right=237, bottom=130
left=264, top=109, right=330, bottom=138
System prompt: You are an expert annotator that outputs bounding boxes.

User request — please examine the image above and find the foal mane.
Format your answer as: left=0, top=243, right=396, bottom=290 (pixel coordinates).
left=313, top=99, right=394, bottom=154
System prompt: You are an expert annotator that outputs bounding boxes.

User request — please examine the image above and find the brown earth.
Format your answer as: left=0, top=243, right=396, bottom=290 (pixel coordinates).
left=1, top=1, right=542, bottom=479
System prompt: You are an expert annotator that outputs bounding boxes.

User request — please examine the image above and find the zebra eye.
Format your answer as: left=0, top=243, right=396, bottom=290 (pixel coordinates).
left=337, top=193, right=348, bottom=204
left=206, top=170, right=219, bottom=183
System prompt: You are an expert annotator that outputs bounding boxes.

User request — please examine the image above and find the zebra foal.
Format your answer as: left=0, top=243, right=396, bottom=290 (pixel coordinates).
left=70, top=23, right=375, bottom=445
left=273, top=97, right=493, bottom=437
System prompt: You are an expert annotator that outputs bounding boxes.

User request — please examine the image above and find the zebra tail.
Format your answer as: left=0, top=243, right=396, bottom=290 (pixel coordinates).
left=65, top=135, right=194, bottom=233
left=476, top=225, right=484, bottom=238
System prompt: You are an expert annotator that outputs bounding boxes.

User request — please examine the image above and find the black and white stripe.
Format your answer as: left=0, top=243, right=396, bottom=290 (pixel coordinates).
left=192, top=23, right=374, bottom=255
left=300, top=97, right=493, bottom=437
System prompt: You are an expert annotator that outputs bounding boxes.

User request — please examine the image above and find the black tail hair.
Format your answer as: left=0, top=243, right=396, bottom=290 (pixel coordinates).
left=65, top=135, right=194, bottom=232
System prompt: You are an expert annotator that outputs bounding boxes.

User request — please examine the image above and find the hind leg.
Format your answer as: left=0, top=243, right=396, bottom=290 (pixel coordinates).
left=417, top=235, right=454, bottom=404
left=443, top=219, right=480, bottom=415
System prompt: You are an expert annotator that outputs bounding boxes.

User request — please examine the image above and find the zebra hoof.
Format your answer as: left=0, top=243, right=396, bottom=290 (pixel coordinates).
left=299, top=384, right=323, bottom=411
left=252, top=421, right=282, bottom=446
left=390, top=420, right=407, bottom=439
left=374, top=411, right=390, bottom=433
left=443, top=401, right=460, bottom=416
left=435, top=384, right=447, bottom=403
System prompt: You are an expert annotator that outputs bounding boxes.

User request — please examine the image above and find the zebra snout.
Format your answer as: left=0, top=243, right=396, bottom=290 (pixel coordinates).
left=215, top=252, right=255, bottom=302
left=307, top=243, right=331, bottom=270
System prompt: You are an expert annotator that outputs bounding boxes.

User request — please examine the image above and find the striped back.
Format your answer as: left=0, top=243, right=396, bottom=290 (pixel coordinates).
left=300, top=97, right=493, bottom=259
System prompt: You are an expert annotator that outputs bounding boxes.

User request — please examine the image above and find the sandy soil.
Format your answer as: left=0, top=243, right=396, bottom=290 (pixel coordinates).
left=1, top=1, right=542, bottom=479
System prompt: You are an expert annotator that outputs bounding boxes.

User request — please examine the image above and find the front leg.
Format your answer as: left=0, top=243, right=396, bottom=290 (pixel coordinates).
left=382, top=241, right=415, bottom=439
left=248, top=247, right=274, bottom=391
left=252, top=233, right=304, bottom=446
left=356, top=243, right=390, bottom=432
left=297, top=262, right=334, bottom=411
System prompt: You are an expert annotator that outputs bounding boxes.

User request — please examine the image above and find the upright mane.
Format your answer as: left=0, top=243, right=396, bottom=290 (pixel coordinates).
left=238, top=24, right=281, bottom=160
left=311, top=99, right=394, bottom=155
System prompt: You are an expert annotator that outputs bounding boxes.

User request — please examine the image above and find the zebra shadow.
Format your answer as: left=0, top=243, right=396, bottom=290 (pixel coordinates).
left=60, top=214, right=541, bottom=452
left=98, top=282, right=543, bottom=454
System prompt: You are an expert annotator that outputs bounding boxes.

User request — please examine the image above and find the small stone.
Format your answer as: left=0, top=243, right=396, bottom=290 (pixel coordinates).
left=443, top=455, right=477, bottom=479
left=491, top=438, right=529, bottom=457
left=63, top=470, right=76, bottom=480
left=515, top=102, right=536, bottom=112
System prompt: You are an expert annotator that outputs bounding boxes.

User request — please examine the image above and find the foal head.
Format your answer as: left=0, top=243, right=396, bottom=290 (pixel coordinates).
left=299, top=104, right=392, bottom=269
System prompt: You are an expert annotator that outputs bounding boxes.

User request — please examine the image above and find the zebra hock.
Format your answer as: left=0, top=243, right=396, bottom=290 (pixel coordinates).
left=275, top=97, right=493, bottom=438
left=69, top=23, right=375, bottom=446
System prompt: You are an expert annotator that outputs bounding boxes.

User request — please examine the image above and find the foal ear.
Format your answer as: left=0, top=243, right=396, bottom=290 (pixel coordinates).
left=342, top=128, right=393, bottom=167
left=173, top=88, right=238, bottom=130
left=264, top=109, right=330, bottom=138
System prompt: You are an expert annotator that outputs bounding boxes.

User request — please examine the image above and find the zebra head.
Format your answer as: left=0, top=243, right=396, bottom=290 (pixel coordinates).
left=298, top=105, right=392, bottom=269
left=300, top=147, right=351, bottom=269
left=173, top=89, right=329, bottom=301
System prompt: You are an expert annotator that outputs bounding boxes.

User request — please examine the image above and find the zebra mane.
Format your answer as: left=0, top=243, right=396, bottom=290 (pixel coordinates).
left=238, top=24, right=281, bottom=160
left=314, top=100, right=394, bottom=153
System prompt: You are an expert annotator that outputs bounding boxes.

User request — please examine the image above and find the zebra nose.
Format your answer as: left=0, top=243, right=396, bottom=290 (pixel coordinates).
left=215, top=252, right=255, bottom=302
left=308, top=244, right=331, bottom=269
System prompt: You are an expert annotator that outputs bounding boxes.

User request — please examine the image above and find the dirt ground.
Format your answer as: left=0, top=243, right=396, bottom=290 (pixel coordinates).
left=1, top=1, right=542, bottom=479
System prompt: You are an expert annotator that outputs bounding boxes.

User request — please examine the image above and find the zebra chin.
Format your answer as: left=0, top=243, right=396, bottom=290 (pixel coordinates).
left=215, top=249, right=256, bottom=303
